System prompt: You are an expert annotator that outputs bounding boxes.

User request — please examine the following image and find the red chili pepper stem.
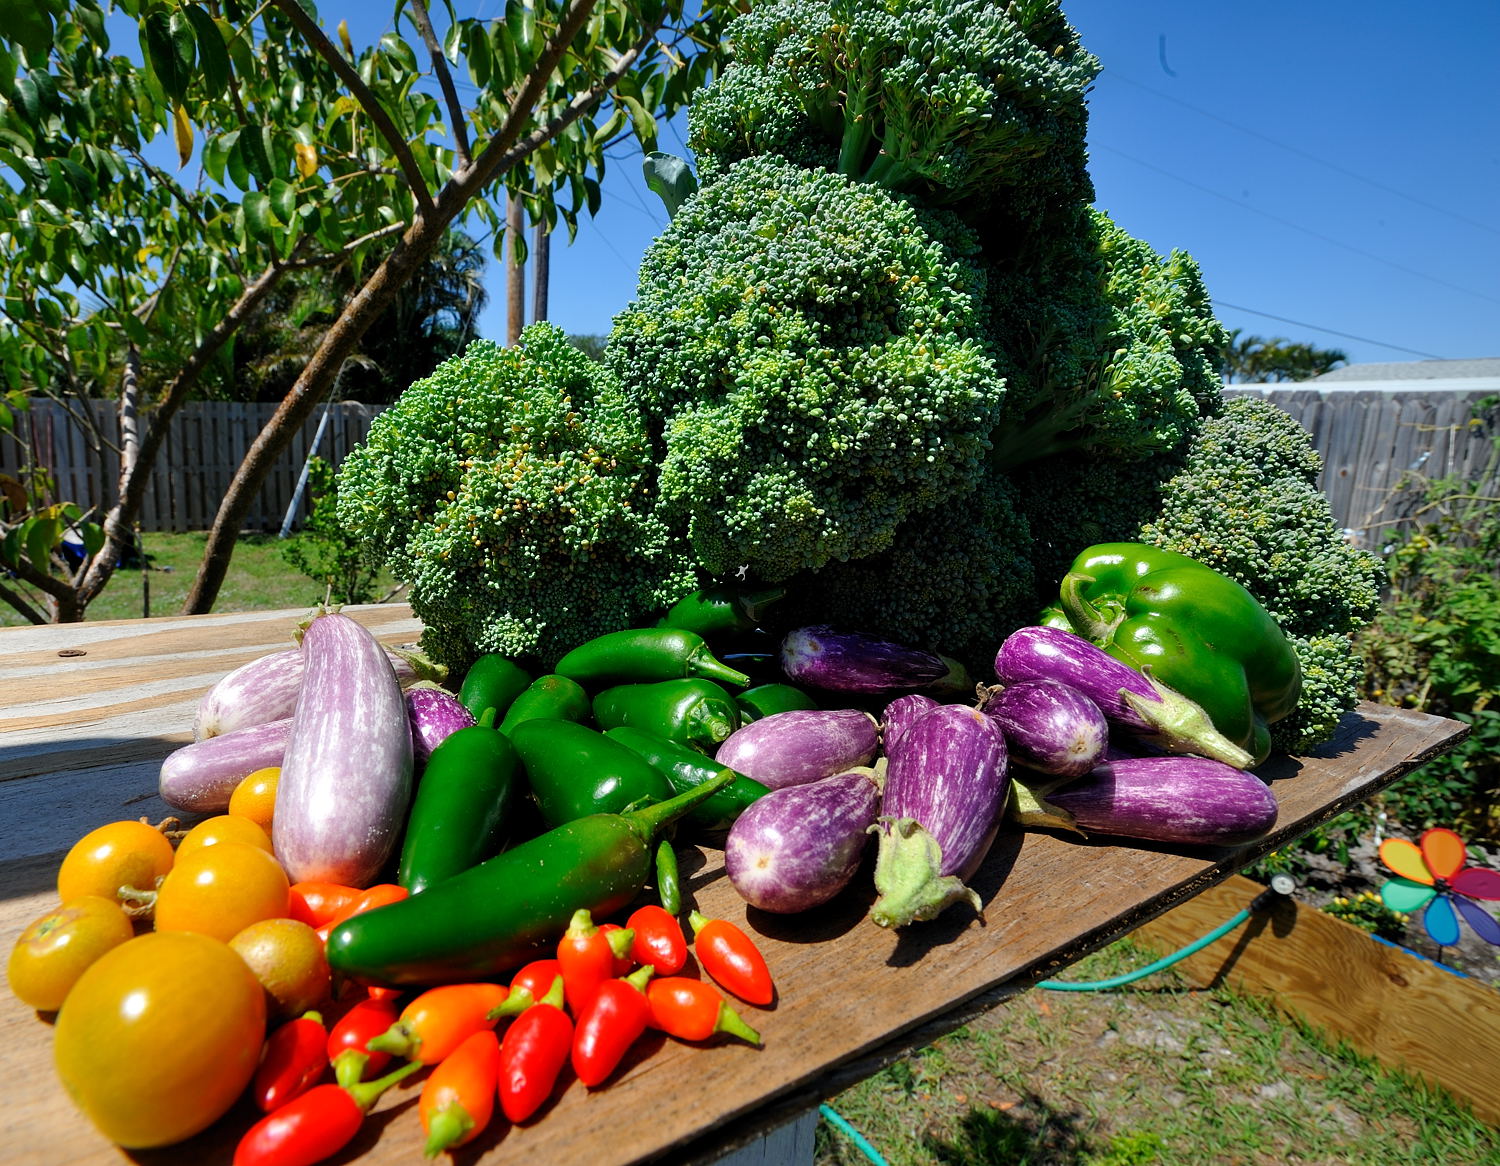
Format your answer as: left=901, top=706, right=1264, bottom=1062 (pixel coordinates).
left=343, top=1053, right=424, bottom=1111
left=484, top=988, right=532, bottom=1023
left=711, top=999, right=761, bottom=1045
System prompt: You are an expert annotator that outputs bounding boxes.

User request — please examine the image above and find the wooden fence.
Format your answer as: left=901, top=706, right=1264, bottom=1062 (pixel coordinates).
left=0, top=400, right=385, bottom=533
left=1223, top=386, right=1498, bottom=550
left=1, top=389, right=1495, bottom=537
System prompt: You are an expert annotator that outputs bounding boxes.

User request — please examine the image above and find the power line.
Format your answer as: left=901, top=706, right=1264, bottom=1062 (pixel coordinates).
left=1211, top=300, right=1445, bottom=359
left=1099, top=68, right=1500, bottom=240
left=1095, top=144, right=1500, bottom=308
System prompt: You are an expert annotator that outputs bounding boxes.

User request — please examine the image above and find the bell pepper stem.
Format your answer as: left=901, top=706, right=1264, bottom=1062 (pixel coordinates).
left=1058, top=571, right=1120, bottom=642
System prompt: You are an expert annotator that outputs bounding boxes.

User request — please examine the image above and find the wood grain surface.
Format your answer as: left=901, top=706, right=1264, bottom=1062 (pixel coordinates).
left=0, top=608, right=1469, bottom=1165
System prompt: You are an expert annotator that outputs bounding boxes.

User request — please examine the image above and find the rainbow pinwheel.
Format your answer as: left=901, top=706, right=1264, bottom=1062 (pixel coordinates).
left=1378, top=827, right=1500, bottom=947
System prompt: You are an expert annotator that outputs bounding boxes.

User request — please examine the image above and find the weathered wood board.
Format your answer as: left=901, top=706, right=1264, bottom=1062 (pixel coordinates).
left=0, top=607, right=1469, bottom=1165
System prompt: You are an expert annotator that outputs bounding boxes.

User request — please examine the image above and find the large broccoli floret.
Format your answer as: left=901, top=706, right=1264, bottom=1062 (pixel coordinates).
left=336, top=325, right=699, bottom=670
left=1136, top=394, right=1385, bottom=750
left=688, top=0, right=1098, bottom=215
left=606, top=154, right=1004, bottom=583
left=778, top=476, right=1038, bottom=666
left=986, top=207, right=1229, bottom=470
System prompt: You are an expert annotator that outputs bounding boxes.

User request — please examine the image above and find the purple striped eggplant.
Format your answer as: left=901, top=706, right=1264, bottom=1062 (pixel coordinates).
left=993, top=626, right=1253, bottom=769
left=1012, top=755, right=1279, bottom=847
left=724, top=767, right=883, bottom=913
left=980, top=680, right=1108, bottom=779
left=159, top=718, right=292, bottom=812
left=405, top=683, right=477, bottom=769
left=780, top=626, right=970, bottom=696
left=869, top=703, right=1010, bottom=928
left=272, top=611, right=414, bottom=887
left=881, top=693, right=939, bottom=751
left=193, top=642, right=442, bottom=739
left=714, top=708, right=878, bottom=790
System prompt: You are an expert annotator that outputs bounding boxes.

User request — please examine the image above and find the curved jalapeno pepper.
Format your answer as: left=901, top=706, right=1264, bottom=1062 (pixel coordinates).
left=457, top=654, right=532, bottom=721
left=604, top=725, right=768, bottom=831
left=735, top=682, right=818, bottom=722
left=656, top=584, right=785, bottom=640
left=398, top=711, right=521, bottom=894
left=554, top=627, right=750, bottom=689
left=508, top=720, right=672, bottom=827
left=496, top=673, right=591, bottom=735
left=1045, top=542, right=1302, bottom=767
left=592, top=678, right=741, bottom=753
left=324, top=770, right=736, bottom=986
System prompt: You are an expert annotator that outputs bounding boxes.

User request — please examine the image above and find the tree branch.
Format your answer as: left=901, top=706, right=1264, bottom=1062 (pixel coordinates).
left=405, top=0, right=472, bottom=170
left=0, top=578, right=48, bottom=625
left=269, top=0, right=439, bottom=221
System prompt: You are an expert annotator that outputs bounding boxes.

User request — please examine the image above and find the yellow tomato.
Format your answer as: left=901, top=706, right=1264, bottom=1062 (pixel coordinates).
left=227, top=766, right=280, bottom=832
left=154, top=842, right=290, bottom=943
left=53, top=930, right=266, bottom=1148
left=56, top=820, right=175, bottom=906
left=176, top=813, right=274, bottom=857
left=229, top=916, right=331, bottom=1021
left=7, top=896, right=135, bottom=1012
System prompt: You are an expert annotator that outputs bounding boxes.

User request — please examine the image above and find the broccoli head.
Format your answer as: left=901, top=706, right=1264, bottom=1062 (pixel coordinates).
left=986, top=207, right=1229, bottom=470
left=607, top=154, right=1004, bottom=583
left=687, top=0, right=1098, bottom=215
left=336, top=324, right=699, bottom=670
left=1136, top=394, right=1385, bottom=750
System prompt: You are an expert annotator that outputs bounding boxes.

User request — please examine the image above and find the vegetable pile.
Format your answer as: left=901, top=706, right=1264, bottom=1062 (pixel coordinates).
left=8, top=0, right=1390, bottom=1156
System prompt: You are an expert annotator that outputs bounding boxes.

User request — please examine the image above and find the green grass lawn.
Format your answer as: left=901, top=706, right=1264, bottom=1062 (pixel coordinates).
left=1, top=530, right=402, bottom=626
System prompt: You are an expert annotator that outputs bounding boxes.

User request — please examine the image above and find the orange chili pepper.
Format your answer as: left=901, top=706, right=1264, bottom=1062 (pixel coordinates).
left=367, top=982, right=522, bottom=1065
left=419, top=1029, right=501, bottom=1156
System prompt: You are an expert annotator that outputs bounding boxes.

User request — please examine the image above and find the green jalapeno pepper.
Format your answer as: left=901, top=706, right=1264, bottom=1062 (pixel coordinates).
left=604, top=726, right=769, bottom=832
left=1044, top=542, right=1302, bottom=767
left=458, top=654, right=532, bottom=721
left=656, top=584, right=786, bottom=640
left=508, top=719, right=672, bottom=827
left=554, top=627, right=750, bottom=689
left=325, top=770, right=737, bottom=986
left=735, top=682, right=818, bottom=722
left=397, top=710, right=521, bottom=895
left=654, top=839, right=682, bottom=916
left=591, top=678, right=741, bottom=753
left=497, top=674, right=591, bottom=734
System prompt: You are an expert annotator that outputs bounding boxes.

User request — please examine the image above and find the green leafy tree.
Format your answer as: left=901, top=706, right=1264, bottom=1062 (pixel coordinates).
left=1222, top=330, right=1348, bottom=383
left=0, top=0, right=731, bottom=622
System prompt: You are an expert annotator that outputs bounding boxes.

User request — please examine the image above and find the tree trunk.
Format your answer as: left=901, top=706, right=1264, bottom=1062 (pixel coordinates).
left=506, top=195, right=526, bottom=344
left=532, top=221, right=549, bottom=323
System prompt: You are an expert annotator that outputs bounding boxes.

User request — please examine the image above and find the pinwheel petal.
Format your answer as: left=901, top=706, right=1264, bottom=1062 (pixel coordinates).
left=1423, top=894, right=1461, bottom=948
left=1452, top=867, right=1500, bottom=902
left=1380, top=837, right=1432, bottom=884
left=1420, top=827, right=1468, bottom=881
left=1453, top=896, right=1500, bottom=946
left=1381, top=877, right=1436, bottom=914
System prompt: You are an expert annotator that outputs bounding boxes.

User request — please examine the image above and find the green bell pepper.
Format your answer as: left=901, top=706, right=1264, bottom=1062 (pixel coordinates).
left=1045, top=542, right=1301, bottom=767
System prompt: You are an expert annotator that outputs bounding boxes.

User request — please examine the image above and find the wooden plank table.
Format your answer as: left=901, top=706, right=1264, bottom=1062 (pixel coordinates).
left=0, top=605, right=1469, bottom=1165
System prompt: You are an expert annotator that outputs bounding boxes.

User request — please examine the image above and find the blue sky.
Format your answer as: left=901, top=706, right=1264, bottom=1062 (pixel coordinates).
left=479, top=0, right=1500, bottom=368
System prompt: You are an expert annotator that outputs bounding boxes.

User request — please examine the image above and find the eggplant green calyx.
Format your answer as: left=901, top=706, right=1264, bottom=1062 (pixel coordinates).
left=1007, top=781, right=1085, bottom=836
left=1122, top=671, right=1256, bottom=771
left=867, top=816, right=981, bottom=929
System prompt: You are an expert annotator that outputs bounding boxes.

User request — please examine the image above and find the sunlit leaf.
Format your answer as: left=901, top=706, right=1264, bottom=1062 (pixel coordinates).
left=173, top=104, right=194, bottom=167
left=294, top=141, right=319, bottom=178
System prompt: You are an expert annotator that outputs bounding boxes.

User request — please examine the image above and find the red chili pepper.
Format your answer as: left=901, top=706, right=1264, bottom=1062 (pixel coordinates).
left=497, top=975, right=572, bottom=1124
left=366, top=982, right=515, bottom=1066
left=598, top=922, right=637, bottom=975
left=556, top=909, right=634, bottom=1015
left=288, top=881, right=361, bottom=929
left=626, top=904, right=687, bottom=976
left=419, top=1029, right=501, bottom=1156
left=688, top=910, right=774, bottom=1006
left=233, top=1054, right=421, bottom=1166
left=316, top=883, right=409, bottom=944
left=646, top=976, right=762, bottom=1045
left=327, top=993, right=400, bottom=1081
left=509, top=958, right=563, bottom=1004
left=571, top=965, right=654, bottom=1088
left=253, top=1012, right=330, bottom=1113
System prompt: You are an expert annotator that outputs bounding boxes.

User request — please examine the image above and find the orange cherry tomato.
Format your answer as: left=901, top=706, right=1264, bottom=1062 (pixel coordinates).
left=7, top=895, right=134, bottom=1011
left=176, top=813, right=274, bottom=857
left=228, top=766, right=281, bottom=832
left=57, top=819, right=174, bottom=906
left=154, top=842, right=290, bottom=943
left=52, top=930, right=267, bottom=1148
